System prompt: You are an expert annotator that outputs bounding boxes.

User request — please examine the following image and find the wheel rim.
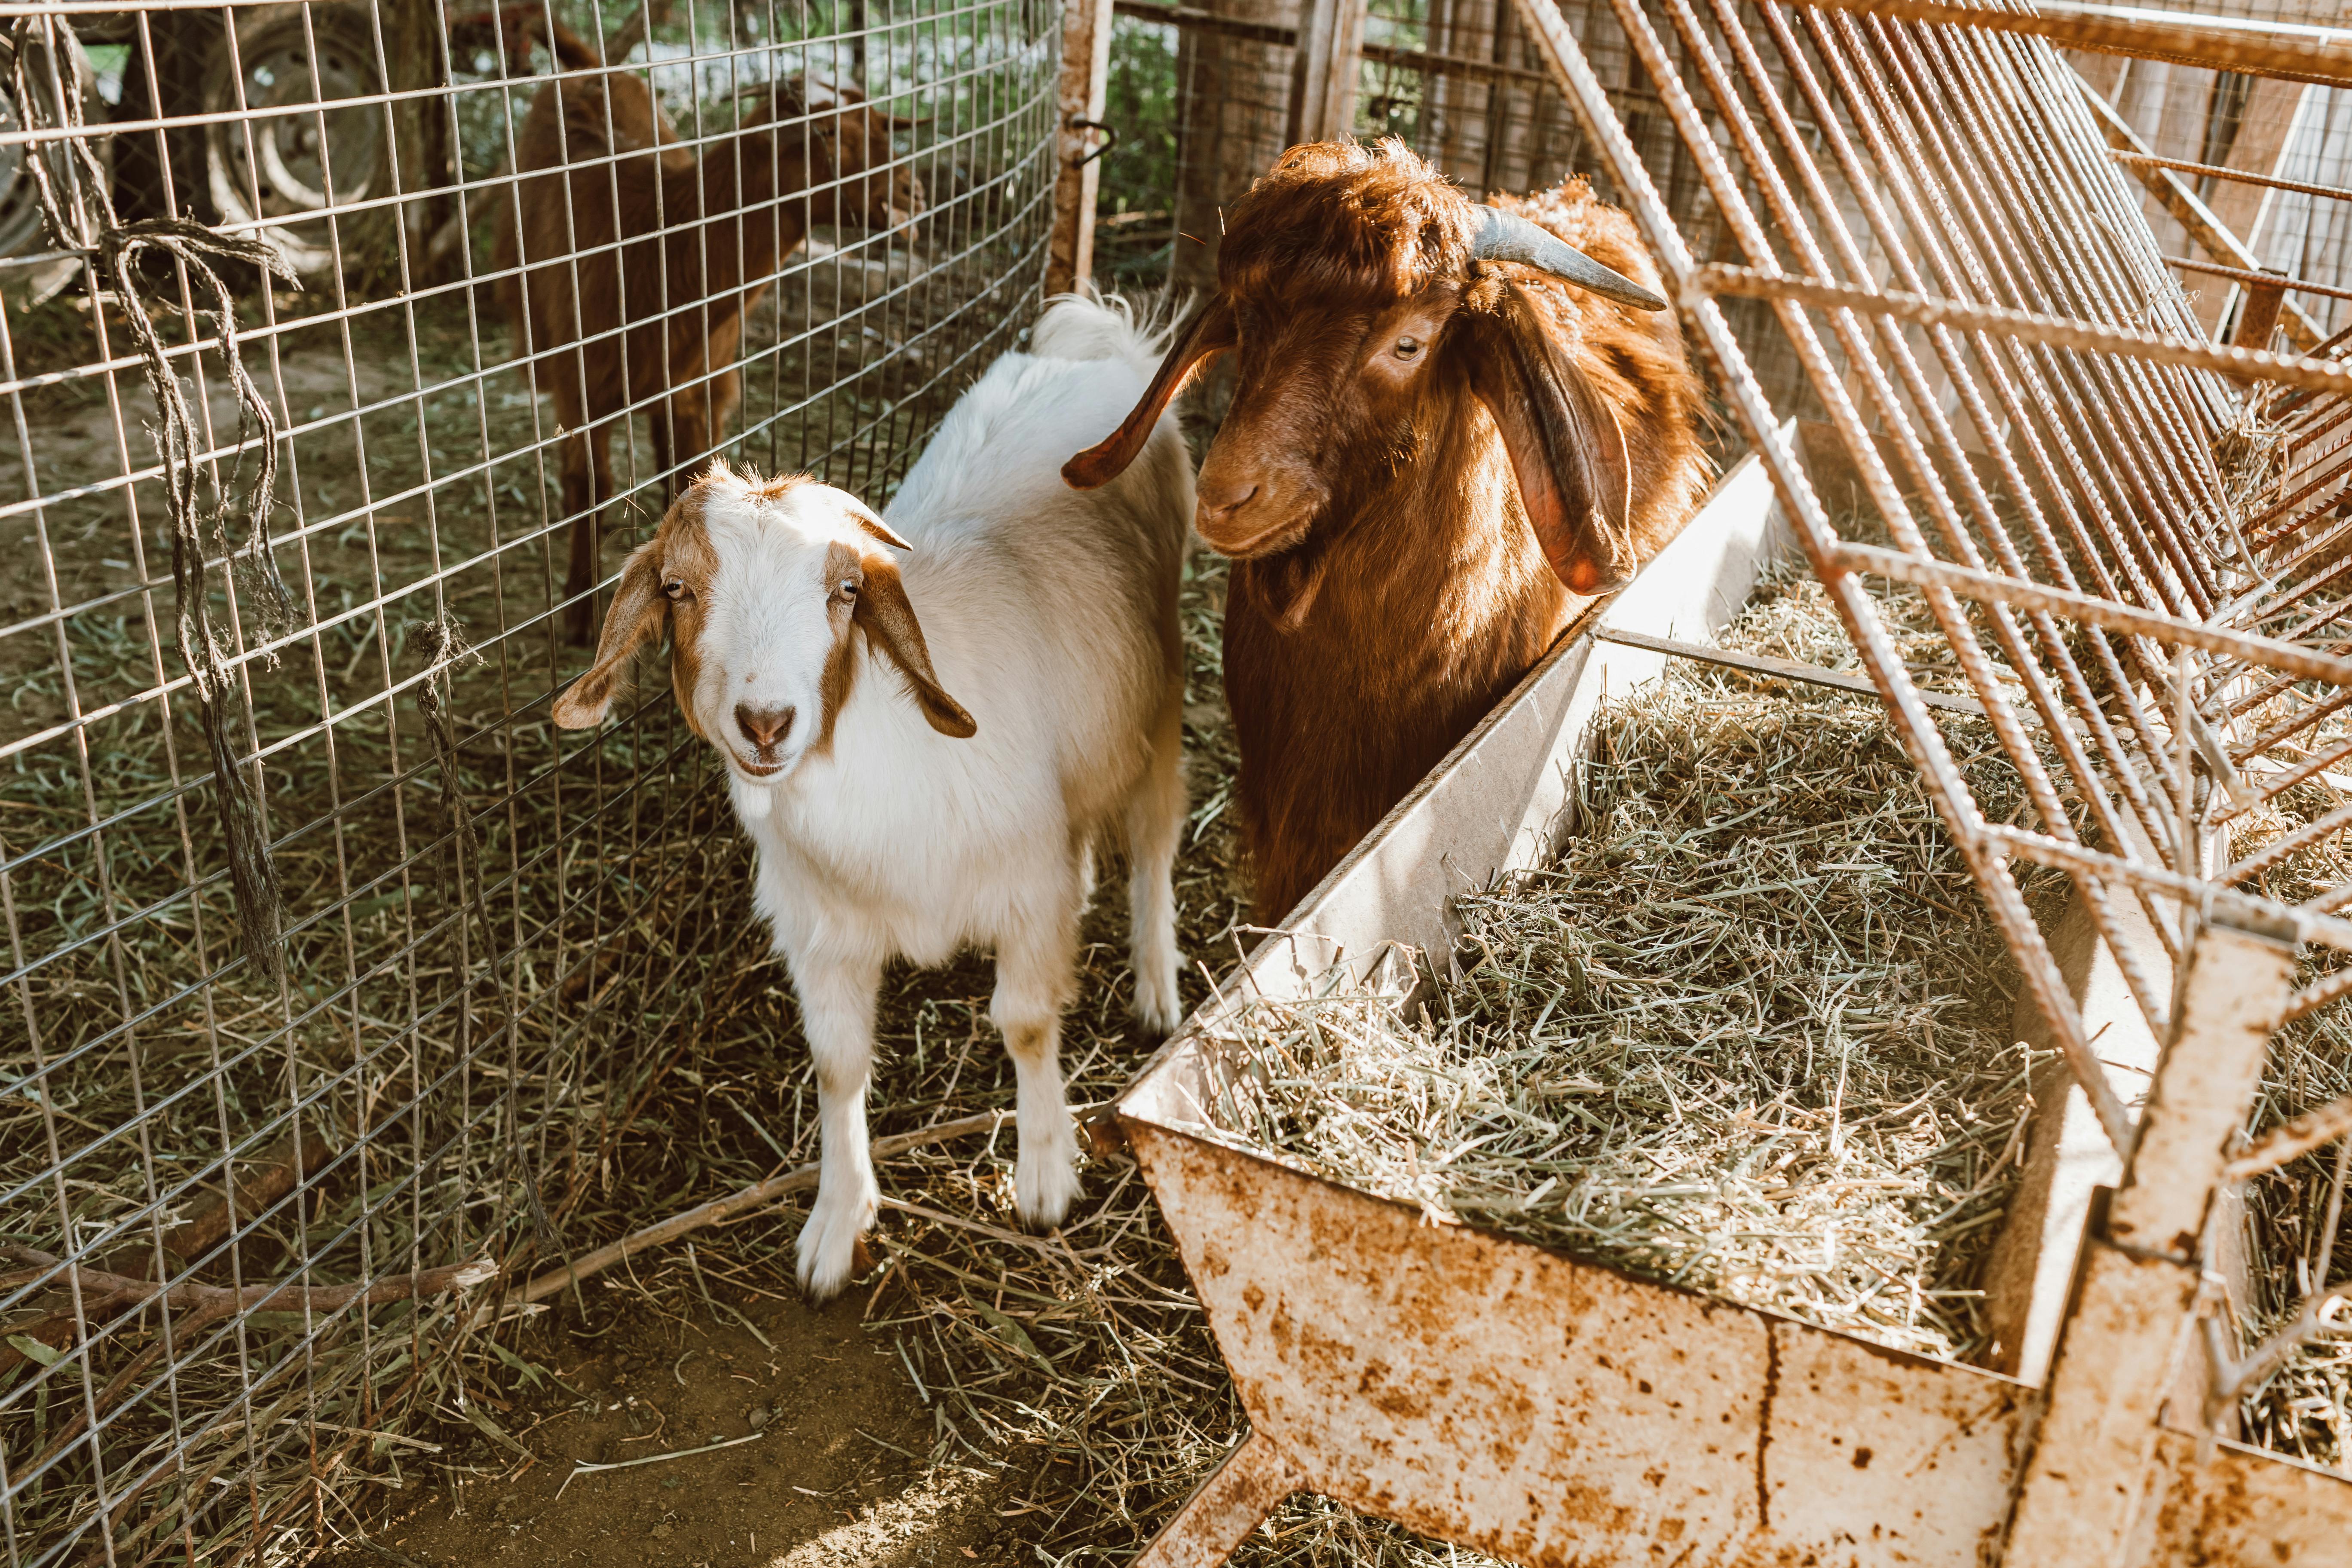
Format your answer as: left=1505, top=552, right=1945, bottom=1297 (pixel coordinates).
left=215, top=21, right=387, bottom=224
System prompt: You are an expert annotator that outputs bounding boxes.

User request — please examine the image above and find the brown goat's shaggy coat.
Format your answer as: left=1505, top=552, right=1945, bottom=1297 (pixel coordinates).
left=495, top=33, right=920, bottom=640
left=1070, top=140, right=1709, bottom=923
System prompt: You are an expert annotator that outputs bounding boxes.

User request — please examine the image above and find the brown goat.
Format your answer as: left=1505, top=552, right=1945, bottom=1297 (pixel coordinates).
left=1067, top=139, right=1709, bottom=924
left=495, top=32, right=922, bottom=641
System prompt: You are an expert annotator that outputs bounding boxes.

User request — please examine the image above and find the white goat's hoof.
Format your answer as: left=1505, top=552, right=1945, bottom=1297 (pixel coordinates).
left=796, top=1178, right=879, bottom=1302
left=1015, top=1126, right=1082, bottom=1232
left=1133, top=969, right=1184, bottom=1036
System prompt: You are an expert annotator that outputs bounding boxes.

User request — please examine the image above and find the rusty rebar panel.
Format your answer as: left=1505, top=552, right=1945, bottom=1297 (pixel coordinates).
left=1686, top=264, right=2352, bottom=397
left=2115, top=150, right=2352, bottom=209
left=1787, top=0, right=2352, bottom=89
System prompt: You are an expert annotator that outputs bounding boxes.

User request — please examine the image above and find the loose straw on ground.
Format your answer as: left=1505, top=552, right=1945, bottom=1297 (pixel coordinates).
left=508, top=1109, right=1019, bottom=1308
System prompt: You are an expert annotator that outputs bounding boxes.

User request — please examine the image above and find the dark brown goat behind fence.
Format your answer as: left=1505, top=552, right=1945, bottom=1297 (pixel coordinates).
left=0, top=3, right=1052, bottom=1561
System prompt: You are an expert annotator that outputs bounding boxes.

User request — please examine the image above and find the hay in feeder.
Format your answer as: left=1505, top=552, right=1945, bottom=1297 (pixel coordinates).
left=1199, top=566, right=2058, bottom=1360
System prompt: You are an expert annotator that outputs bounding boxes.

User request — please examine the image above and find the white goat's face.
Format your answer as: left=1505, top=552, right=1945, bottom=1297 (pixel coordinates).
left=548, top=464, right=976, bottom=771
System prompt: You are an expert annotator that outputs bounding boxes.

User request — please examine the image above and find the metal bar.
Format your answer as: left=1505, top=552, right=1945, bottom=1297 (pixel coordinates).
left=1977, top=825, right=2352, bottom=955
left=1684, top=264, right=2352, bottom=397
left=2085, top=81, right=2327, bottom=352
left=1111, top=1, right=1296, bottom=50
left=1111, top=0, right=1562, bottom=92
left=2164, top=253, right=2352, bottom=308
left=1133, top=1430, right=1303, bottom=1568
left=2114, top=150, right=2352, bottom=208
left=1834, top=542, right=2352, bottom=685
left=2005, top=924, right=2295, bottom=1557
left=1594, top=628, right=1990, bottom=714
left=1786, top=0, right=2352, bottom=89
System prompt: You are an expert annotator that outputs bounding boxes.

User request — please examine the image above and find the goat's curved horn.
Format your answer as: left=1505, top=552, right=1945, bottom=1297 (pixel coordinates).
left=842, top=496, right=913, bottom=551
left=1468, top=205, right=1667, bottom=312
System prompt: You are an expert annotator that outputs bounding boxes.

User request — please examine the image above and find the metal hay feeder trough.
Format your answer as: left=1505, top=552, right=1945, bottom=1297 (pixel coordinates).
left=1113, top=465, right=2352, bottom=1568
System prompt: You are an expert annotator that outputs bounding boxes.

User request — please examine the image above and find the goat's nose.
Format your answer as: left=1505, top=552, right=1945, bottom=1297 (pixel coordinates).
left=1198, top=481, right=1259, bottom=522
left=735, top=703, right=796, bottom=750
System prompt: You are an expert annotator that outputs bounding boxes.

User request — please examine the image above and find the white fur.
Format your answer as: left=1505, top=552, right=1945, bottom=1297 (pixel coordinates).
left=700, top=295, right=1194, bottom=1299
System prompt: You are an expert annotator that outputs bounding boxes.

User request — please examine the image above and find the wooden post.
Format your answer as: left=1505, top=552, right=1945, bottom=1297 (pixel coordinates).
left=389, top=0, right=459, bottom=285
left=1048, top=0, right=1118, bottom=299
left=1170, top=0, right=1303, bottom=301
left=2232, top=274, right=2291, bottom=356
left=2002, top=921, right=2294, bottom=1565
left=1288, top=0, right=1366, bottom=147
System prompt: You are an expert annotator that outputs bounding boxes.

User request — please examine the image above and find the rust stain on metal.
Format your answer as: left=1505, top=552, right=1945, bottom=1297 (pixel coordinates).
left=1756, top=1322, right=1779, bottom=1531
left=2141, top=1429, right=2352, bottom=1559
left=1124, top=1114, right=2030, bottom=1565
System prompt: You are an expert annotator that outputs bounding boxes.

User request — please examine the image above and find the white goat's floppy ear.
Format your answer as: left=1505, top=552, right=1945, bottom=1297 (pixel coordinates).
left=840, top=494, right=912, bottom=551
left=551, top=543, right=667, bottom=728
left=854, top=554, right=975, bottom=738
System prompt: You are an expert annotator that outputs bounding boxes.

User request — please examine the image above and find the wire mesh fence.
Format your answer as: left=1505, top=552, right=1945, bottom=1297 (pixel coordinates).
left=0, top=1, right=1058, bottom=1560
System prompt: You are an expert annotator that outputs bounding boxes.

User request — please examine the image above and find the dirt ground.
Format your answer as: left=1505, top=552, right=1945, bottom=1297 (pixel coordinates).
left=371, top=1288, right=1017, bottom=1568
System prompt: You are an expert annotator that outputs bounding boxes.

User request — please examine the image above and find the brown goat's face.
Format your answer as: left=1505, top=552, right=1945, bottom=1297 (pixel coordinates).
left=1069, top=277, right=1641, bottom=598
left=1194, top=285, right=1463, bottom=559
left=825, top=108, right=925, bottom=234
left=761, top=86, right=926, bottom=237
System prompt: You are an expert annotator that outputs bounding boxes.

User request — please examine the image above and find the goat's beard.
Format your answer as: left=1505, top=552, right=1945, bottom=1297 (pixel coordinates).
left=731, top=774, right=777, bottom=823
left=1243, top=531, right=1332, bottom=633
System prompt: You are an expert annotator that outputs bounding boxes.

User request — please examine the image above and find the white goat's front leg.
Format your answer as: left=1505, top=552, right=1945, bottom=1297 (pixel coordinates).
left=992, top=882, right=1084, bottom=1230
left=787, top=945, right=885, bottom=1301
left=1125, top=678, right=1187, bottom=1034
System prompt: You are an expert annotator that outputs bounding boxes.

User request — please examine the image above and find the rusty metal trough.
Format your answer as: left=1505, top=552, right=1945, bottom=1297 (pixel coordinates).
left=1115, top=447, right=2352, bottom=1565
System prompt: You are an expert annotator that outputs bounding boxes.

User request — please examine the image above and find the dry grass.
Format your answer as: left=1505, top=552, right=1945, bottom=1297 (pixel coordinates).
left=1183, top=566, right=2051, bottom=1362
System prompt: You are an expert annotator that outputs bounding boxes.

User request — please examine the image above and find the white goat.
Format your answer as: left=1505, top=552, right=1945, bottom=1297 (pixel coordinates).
left=552, top=295, right=1194, bottom=1298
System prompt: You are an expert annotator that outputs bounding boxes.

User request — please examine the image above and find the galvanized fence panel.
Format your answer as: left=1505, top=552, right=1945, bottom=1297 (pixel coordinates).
left=0, top=2, right=1057, bottom=1561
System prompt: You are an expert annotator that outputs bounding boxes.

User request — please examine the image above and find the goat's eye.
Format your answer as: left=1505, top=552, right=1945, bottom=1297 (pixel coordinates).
left=1394, top=336, right=1423, bottom=360
left=662, top=579, right=689, bottom=601
left=835, top=579, right=858, bottom=603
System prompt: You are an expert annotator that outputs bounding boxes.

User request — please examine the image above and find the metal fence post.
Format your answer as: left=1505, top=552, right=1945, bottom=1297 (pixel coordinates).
left=1049, top=0, right=1118, bottom=297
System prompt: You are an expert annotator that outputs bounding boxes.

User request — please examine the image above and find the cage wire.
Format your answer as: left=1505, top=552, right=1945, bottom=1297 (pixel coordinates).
left=0, top=0, right=1059, bottom=1561
left=1503, top=0, right=2352, bottom=1453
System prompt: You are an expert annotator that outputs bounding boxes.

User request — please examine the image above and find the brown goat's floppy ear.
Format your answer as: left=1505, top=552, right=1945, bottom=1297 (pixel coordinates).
left=1461, top=282, right=1633, bottom=596
left=1063, top=296, right=1236, bottom=490
left=855, top=555, right=977, bottom=738
left=551, top=544, right=667, bottom=729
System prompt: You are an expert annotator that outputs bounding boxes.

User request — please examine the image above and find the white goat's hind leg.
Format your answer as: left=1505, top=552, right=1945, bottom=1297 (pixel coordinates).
left=1125, top=680, right=1186, bottom=1034
left=790, top=948, right=884, bottom=1300
left=992, top=892, right=1083, bottom=1231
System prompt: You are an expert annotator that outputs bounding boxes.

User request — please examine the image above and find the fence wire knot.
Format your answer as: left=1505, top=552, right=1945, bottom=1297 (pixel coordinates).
left=14, top=15, right=306, bottom=981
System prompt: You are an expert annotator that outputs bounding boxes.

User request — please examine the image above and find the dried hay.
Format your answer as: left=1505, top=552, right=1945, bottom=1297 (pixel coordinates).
left=2208, top=781, right=2352, bottom=1473
left=1194, top=564, right=2056, bottom=1361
